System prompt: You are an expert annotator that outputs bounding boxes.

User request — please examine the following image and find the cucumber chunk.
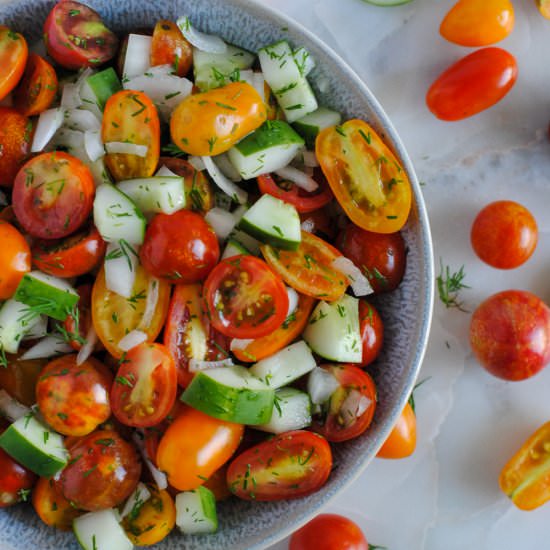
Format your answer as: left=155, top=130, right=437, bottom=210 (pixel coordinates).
left=181, top=365, right=275, bottom=425
left=221, top=238, right=251, bottom=260
left=303, top=294, right=362, bottom=363
left=85, top=68, right=122, bottom=111
left=175, top=486, right=218, bottom=534
left=0, top=299, right=43, bottom=354
left=73, top=509, right=133, bottom=550
left=293, top=107, right=342, bottom=148
left=238, top=194, right=301, bottom=250
left=227, top=230, right=261, bottom=255
left=117, top=176, right=186, bottom=215
left=0, top=414, right=68, bottom=477
left=256, top=387, right=312, bottom=434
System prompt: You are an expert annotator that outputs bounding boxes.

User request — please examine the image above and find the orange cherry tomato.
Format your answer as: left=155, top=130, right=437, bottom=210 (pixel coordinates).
left=500, top=421, right=550, bottom=510
left=426, top=47, right=518, bottom=121
left=377, top=401, right=417, bottom=459
left=170, top=82, right=267, bottom=156
left=440, top=0, right=514, bottom=47
left=0, top=107, right=32, bottom=187
left=537, top=0, right=550, bottom=19
left=13, top=53, right=58, bottom=116
left=317, top=119, right=411, bottom=234
left=102, top=90, right=160, bottom=181
left=0, top=26, right=28, bottom=101
left=156, top=405, right=244, bottom=491
left=151, top=20, right=192, bottom=77
left=32, top=476, right=82, bottom=531
left=0, top=221, right=30, bottom=300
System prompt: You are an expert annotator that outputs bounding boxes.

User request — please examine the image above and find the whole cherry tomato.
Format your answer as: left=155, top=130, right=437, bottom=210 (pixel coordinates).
left=470, top=200, right=537, bottom=269
left=470, top=290, right=550, bottom=381
left=0, top=440, right=36, bottom=508
left=0, top=221, right=30, bottom=300
left=0, top=107, right=31, bottom=187
left=377, top=401, right=417, bottom=459
left=32, top=476, right=82, bottom=530
left=63, top=284, right=93, bottom=351
left=537, top=0, right=550, bottom=19
left=0, top=26, right=28, bottom=101
left=151, top=20, right=192, bottom=77
left=426, top=47, right=518, bottom=121
left=358, top=300, right=384, bottom=367
left=0, top=355, right=46, bottom=407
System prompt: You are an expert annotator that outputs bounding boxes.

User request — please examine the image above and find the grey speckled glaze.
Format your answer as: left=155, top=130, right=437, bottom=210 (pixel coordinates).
left=0, top=1, right=434, bottom=549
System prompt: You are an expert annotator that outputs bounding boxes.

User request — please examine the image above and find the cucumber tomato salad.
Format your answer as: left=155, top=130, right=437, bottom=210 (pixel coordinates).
left=0, top=2, right=412, bottom=548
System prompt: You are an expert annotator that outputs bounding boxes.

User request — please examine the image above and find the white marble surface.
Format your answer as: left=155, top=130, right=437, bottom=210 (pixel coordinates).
left=256, top=1, right=550, bottom=549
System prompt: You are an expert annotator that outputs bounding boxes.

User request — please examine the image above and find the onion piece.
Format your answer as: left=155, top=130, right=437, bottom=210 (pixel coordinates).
left=20, top=335, right=73, bottom=360
left=123, top=34, right=152, bottom=78
left=202, top=156, right=247, bottom=205
left=104, top=241, right=139, bottom=299
left=252, top=72, right=266, bottom=102
left=118, top=330, right=148, bottom=352
left=139, top=278, right=160, bottom=330
left=340, top=389, right=372, bottom=428
left=230, top=338, right=254, bottom=352
left=331, top=256, right=373, bottom=297
left=31, top=107, right=65, bottom=152
left=105, top=142, right=148, bottom=157
left=21, top=315, right=48, bottom=340
left=213, top=153, right=242, bottom=182
left=189, top=358, right=234, bottom=372
left=61, top=82, right=82, bottom=109
left=120, top=483, right=152, bottom=519
left=302, top=151, right=319, bottom=168
left=63, top=109, right=101, bottom=132
left=84, top=130, right=104, bottom=162
left=77, top=325, right=98, bottom=366
left=301, top=219, right=315, bottom=234
left=274, top=166, right=318, bottom=192
left=286, top=287, right=299, bottom=317
left=155, top=165, right=179, bottom=178
left=133, top=431, right=168, bottom=490
left=188, top=156, right=205, bottom=171
left=307, top=367, right=340, bottom=405
left=0, top=390, right=31, bottom=421
left=176, top=16, right=228, bottom=54
left=204, top=207, right=238, bottom=240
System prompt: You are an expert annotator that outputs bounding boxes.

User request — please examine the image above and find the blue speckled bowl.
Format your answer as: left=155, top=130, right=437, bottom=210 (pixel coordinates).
left=0, top=1, right=434, bottom=548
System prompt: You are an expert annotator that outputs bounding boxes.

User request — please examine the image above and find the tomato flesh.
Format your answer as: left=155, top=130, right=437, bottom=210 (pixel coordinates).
left=0, top=27, right=28, bottom=101
left=0, top=107, right=32, bottom=187
left=358, top=300, right=384, bottom=367
left=14, top=53, right=58, bottom=116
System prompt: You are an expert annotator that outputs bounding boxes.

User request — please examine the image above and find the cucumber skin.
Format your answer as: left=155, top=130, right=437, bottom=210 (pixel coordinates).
left=233, top=120, right=304, bottom=157
left=198, top=486, right=218, bottom=532
left=181, top=371, right=275, bottom=425
left=86, top=68, right=122, bottom=110
left=237, top=216, right=300, bottom=251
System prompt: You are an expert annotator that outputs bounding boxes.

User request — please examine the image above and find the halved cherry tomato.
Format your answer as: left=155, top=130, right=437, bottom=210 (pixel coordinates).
left=203, top=256, right=289, bottom=339
left=32, top=476, right=82, bottom=530
left=316, top=119, right=412, bottom=234
left=157, top=405, right=244, bottom=491
left=13, top=53, right=58, bottom=116
left=0, top=354, right=46, bottom=406
left=163, top=283, right=230, bottom=388
left=232, top=293, right=316, bottom=363
left=299, top=208, right=336, bottom=241
left=0, top=107, right=32, bottom=187
left=32, top=224, right=105, bottom=278
left=0, top=27, right=28, bottom=101
left=170, top=82, right=267, bottom=156
left=102, top=90, right=160, bottom=181
left=91, top=264, right=171, bottom=358
left=312, top=364, right=377, bottom=443
left=43, top=0, right=118, bottom=70
left=140, top=210, right=220, bottom=283
left=377, top=401, right=416, bottom=459
left=58, top=430, right=141, bottom=511
left=261, top=231, right=349, bottom=302
left=226, top=430, right=332, bottom=501
left=358, top=300, right=384, bottom=367
left=257, top=171, right=334, bottom=214
left=426, top=47, right=518, bottom=121
left=111, top=343, right=177, bottom=428
left=158, top=157, right=215, bottom=213
left=440, top=0, right=514, bottom=47
left=63, top=284, right=93, bottom=351
left=0, top=221, right=30, bottom=300
left=36, top=355, right=112, bottom=437
left=203, top=465, right=232, bottom=501
left=12, top=151, right=95, bottom=239
left=151, top=20, right=192, bottom=77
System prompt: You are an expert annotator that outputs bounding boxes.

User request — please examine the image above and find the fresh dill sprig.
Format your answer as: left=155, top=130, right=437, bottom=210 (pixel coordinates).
left=161, top=143, right=186, bottom=158
left=436, top=259, right=470, bottom=312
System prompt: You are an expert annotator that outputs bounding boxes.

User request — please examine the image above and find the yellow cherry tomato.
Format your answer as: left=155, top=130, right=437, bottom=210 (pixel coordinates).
left=536, top=0, right=550, bottom=19
left=170, top=81, right=267, bottom=156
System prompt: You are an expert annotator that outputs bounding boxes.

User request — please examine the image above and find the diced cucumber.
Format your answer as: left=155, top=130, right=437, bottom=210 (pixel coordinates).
left=117, top=176, right=186, bottom=215
left=93, top=184, right=146, bottom=245
left=175, top=486, right=218, bottom=534
left=85, top=68, right=122, bottom=111
left=227, top=120, right=304, bottom=180
left=227, top=230, right=261, bottom=255
left=238, top=194, right=301, bottom=250
left=14, top=271, right=79, bottom=322
left=73, top=509, right=133, bottom=550
left=258, top=40, right=318, bottom=122
left=181, top=365, right=275, bottom=425
left=303, top=294, right=362, bottom=363
left=256, top=387, right=311, bottom=434
left=193, top=45, right=255, bottom=91
left=221, top=238, right=251, bottom=259
left=293, top=107, right=342, bottom=148
left=0, top=299, right=43, bottom=354
left=0, top=414, right=68, bottom=477
left=249, top=341, right=316, bottom=388
left=293, top=47, right=315, bottom=76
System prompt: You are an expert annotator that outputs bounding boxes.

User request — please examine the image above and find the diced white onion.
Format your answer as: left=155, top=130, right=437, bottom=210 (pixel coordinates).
left=133, top=431, right=168, bottom=490
left=176, top=16, right=228, bottom=54
left=105, top=142, right=148, bottom=157
left=31, top=108, right=65, bottom=152
left=205, top=207, right=238, bottom=240
left=340, top=389, right=372, bottom=428
left=120, top=483, right=152, bottom=519
left=213, top=153, right=242, bottom=182
left=302, top=151, right=319, bottom=168
left=238, top=69, right=254, bottom=86
left=308, top=367, right=340, bottom=405
left=64, top=109, right=101, bottom=132
left=20, top=335, right=73, bottom=360
left=61, top=83, right=82, bottom=109
left=104, top=241, right=139, bottom=299
left=331, top=256, right=374, bottom=297
left=230, top=338, right=254, bottom=351
left=252, top=72, right=266, bottom=102
left=139, top=277, right=160, bottom=330
left=286, top=286, right=299, bottom=317
left=77, top=325, right=98, bottom=366
left=275, top=166, right=318, bottom=193
left=123, top=34, right=152, bottom=79
left=84, top=130, right=105, bottom=162
left=300, top=219, right=315, bottom=233
left=155, top=165, right=179, bottom=178
left=21, top=315, right=48, bottom=340
left=202, top=156, right=247, bottom=205
left=189, top=358, right=234, bottom=372
left=188, top=156, right=205, bottom=171
left=232, top=204, right=248, bottom=221
left=0, top=390, right=31, bottom=421
left=118, top=330, right=148, bottom=352
left=317, top=76, right=330, bottom=93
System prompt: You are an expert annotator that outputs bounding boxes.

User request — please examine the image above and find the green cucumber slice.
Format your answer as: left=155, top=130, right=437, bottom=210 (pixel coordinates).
left=0, top=299, right=43, bottom=354
left=73, top=509, right=133, bottom=550
left=175, top=486, right=218, bottom=534
left=0, top=414, right=68, bottom=477
left=293, top=107, right=342, bottom=148
left=221, top=238, right=251, bottom=260
left=116, top=176, right=186, bottom=215
left=238, top=194, right=301, bottom=250
left=227, top=230, right=261, bottom=256
left=256, top=387, right=312, bottom=434
left=85, top=68, right=122, bottom=111
left=181, top=365, right=275, bottom=425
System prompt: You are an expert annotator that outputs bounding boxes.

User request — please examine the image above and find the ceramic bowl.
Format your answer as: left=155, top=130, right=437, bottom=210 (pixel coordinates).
left=0, top=1, right=434, bottom=548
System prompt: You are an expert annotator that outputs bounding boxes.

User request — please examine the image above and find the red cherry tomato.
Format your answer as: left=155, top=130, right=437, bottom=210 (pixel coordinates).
left=110, top=343, right=177, bottom=428
left=377, top=401, right=417, bottom=459
left=140, top=210, right=220, bottom=283
left=63, top=284, right=93, bottom=351
left=426, top=47, right=518, bottom=121
left=299, top=208, right=337, bottom=241
left=0, top=26, right=28, bottom=102
left=312, top=364, right=377, bottom=443
left=337, top=225, right=406, bottom=293
left=358, top=300, right=384, bottom=367
left=0, top=221, right=30, bottom=300
left=0, top=107, right=32, bottom=187
left=43, top=0, right=118, bottom=70
left=58, top=430, right=141, bottom=511
left=150, top=20, right=192, bottom=77
left=204, top=255, right=289, bottom=339
left=470, top=290, right=550, bottom=381
left=0, top=434, right=36, bottom=508
left=289, top=514, right=369, bottom=550
left=471, top=200, right=537, bottom=269
left=12, top=151, right=95, bottom=239
left=227, top=430, right=332, bottom=501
